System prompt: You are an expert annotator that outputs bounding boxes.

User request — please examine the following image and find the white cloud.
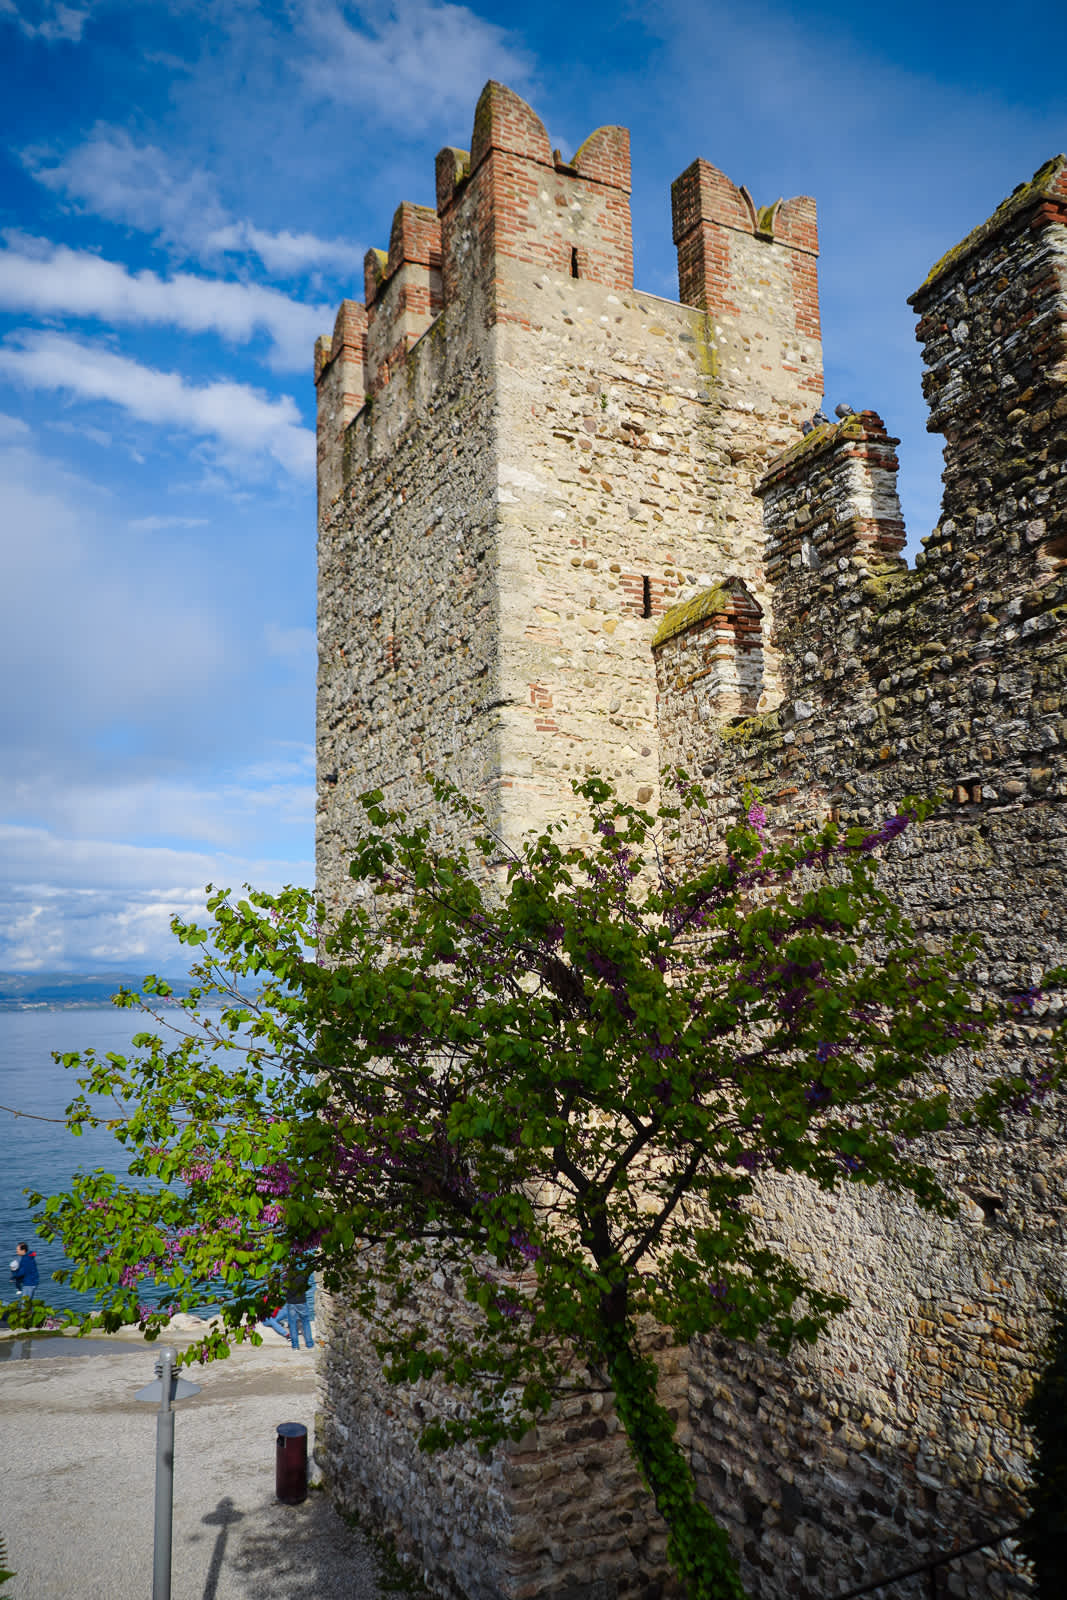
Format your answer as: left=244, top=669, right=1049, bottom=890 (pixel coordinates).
left=201, top=221, right=363, bottom=278
left=0, top=410, right=31, bottom=440
left=0, top=331, right=315, bottom=476
left=52, top=417, right=113, bottom=447
left=128, top=513, right=209, bottom=532
left=0, top=764, right=315, bottom=852
left=0, top=843, right=313, bottom=972
left=0, top=885, right=210, bottom=972
left=299, top=0, right=533, bottom=129
left=0, top=236, right=334, bottom=370
left=25, top=129, right=363, bottom=276
left=0, top=0, right=97, bottom=42
left=0, top=431, right=315, bottom=969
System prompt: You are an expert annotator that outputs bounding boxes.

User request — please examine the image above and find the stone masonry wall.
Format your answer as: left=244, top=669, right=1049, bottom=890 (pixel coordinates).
left=653, top=157, right=1067, bottom=1598
left=317, top=1277, right=688, bottom=1600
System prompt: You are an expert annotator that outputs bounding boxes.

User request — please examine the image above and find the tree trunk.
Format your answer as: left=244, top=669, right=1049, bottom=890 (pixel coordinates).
left=600, top=1313, right=748, bottom=1600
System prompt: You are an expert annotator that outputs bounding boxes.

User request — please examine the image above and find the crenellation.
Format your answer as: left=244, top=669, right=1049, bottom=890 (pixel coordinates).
left=314, top=297, right=366, bottom=515
left=360, top=203, right=443, bottom=396
left=670, top=158, right=821, bottom=356
left=572, top=124, right=631, bottom=191
left=435, top=145, right=471, bottom=217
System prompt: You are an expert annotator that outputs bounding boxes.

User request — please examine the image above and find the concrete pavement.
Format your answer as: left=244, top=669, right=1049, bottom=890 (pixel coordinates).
left=0, top=1320, right=398, bottom=1600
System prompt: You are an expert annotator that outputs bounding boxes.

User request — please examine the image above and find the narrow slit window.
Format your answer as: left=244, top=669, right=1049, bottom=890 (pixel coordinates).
left=570, top=246, right=580, bottom=279
left=642, top=576, right=652, bottom=618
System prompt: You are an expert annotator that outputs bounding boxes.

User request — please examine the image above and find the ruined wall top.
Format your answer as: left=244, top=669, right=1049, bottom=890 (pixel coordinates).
left=910, top=153, right=1067, bottom=307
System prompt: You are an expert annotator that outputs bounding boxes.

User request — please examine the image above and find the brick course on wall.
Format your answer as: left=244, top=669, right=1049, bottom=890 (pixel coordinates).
left=315, top=67, right=1066, bottom=1600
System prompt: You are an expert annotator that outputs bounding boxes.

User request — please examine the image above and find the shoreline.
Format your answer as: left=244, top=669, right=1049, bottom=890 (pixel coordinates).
left=0, top=1310, right=302, bottom=1347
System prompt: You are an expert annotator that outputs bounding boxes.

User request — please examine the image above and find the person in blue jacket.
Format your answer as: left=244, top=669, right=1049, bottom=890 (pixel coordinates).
left=11, top=1242, right=39, bottom=1299
left=284, top=1261, right=314, bottom=1350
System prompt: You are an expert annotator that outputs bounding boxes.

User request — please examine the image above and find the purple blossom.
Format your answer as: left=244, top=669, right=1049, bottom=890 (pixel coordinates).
left=859, top=814, right=910, bottom=852
left=588, top=951, right=620, bottom=983
left=256, top=1162, right=292, bottom=1197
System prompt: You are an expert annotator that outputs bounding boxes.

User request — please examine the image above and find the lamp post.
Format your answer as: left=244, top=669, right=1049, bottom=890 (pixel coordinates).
left=135, top=1346, right=201, bottom=1600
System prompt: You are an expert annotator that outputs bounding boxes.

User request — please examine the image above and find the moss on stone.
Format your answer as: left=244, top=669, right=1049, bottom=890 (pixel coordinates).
left=861, top=569, right=910, bottom=601
left=911, top=155, right=1066, bottom=303
left=717, top=709, right=780, bottom=744
left=756, top=202, right=779, bottom=237
left=693, top=314, right=720, bottom=384
left=651, top=585, right=731, bottom=650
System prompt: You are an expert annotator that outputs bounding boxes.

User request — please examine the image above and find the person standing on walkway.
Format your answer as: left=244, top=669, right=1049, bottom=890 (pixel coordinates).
left=284, top=1262, right=314, bottom=1350
left=11, top=1243, right=38, bottom=1300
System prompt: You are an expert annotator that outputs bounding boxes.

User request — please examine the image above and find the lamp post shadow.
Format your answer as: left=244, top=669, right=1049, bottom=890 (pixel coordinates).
left=200, top=1496, right=243, bottom=1600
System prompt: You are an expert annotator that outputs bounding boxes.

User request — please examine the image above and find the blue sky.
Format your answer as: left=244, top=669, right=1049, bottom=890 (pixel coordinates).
left=0, top=0, right=1063, bottom=973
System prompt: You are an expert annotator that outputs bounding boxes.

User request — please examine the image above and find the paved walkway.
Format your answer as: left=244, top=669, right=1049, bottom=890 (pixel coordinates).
left=0, top=1323, right=391, bottom=1600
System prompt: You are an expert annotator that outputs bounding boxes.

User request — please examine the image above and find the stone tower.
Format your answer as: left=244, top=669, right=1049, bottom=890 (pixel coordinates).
left=315, top=80, right=822, bottom=915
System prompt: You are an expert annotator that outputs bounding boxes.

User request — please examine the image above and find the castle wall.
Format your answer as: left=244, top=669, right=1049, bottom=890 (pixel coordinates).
left=315, top=178, right=501, bottom=918
left=654, top=158, right=1067, bottom=1597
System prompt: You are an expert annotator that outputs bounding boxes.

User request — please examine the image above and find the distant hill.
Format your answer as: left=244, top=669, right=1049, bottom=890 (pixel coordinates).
left=0, top=972, right=196, bottom=1009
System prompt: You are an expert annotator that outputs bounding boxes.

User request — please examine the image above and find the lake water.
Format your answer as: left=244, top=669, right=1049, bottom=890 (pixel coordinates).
left=1, top=1005, right=201, bottom=1317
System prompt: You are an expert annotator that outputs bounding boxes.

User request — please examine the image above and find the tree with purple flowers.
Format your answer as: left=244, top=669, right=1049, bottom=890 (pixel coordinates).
left=17, top=775, right=1065, bottom=1600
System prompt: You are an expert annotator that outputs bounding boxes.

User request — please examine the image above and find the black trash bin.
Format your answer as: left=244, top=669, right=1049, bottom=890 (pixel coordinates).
left=276, top=1422, right=308, bottom=1504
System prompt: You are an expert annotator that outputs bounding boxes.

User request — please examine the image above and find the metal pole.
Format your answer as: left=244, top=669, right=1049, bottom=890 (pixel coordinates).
left=152, top=1347, right=176, bottom=1600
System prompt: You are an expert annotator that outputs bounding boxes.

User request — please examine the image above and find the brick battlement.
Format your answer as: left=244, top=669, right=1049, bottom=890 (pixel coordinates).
left=315, top=82, right=823, bottom=528
left=361, top=203, right=443, bottom=397
left=315, top=81, right=634, bottom=414
left=671, top=157, right=820, bottom=341
left=314, top=298, right=366, bottom=514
